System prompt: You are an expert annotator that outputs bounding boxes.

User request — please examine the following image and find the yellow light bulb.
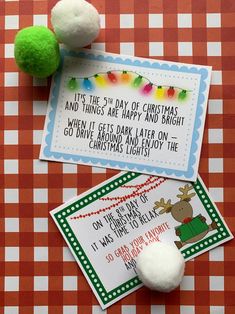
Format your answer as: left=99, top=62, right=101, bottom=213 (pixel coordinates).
left=155, top=86, right=165, bottom=99
left=94, top=74, right=106, bottom=87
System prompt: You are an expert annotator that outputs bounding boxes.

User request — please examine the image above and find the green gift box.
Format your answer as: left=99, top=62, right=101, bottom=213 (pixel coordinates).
left=175, top=214, right=209, bottom=242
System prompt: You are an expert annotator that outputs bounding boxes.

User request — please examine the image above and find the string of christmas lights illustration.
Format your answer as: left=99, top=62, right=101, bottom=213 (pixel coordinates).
left=70, top=176, right=166, bottom=220
left=67, top=70, right=191, bottom=100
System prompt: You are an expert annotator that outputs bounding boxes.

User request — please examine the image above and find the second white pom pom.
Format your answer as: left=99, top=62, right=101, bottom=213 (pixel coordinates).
left=51, top=0, right=100, bottom=48
left=136, top=242, right=185, bottom=292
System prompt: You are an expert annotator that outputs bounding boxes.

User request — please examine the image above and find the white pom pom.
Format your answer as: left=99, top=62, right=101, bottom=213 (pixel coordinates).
left=51, top=0, right=100, bottom=48
left=136, top=242, right=185, bottom=292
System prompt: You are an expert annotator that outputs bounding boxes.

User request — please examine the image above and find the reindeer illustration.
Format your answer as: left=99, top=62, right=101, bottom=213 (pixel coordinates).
left=154, top=184, right=217, bottom=249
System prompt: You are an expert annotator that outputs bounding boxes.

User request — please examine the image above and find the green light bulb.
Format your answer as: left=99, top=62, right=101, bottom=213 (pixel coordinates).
left=178, top=90, right=187, bottom=100
left=67, top=78, right=79, bottom=91
left=133, top=75, right=143, bottom=88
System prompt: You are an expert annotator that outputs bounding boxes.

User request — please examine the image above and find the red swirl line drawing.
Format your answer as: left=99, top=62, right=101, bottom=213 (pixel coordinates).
left=71, top=176, right=166, bottom=220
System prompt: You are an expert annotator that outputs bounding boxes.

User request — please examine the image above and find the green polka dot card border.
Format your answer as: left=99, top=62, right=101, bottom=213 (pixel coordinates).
left=50, top=172, right=233, bottom=309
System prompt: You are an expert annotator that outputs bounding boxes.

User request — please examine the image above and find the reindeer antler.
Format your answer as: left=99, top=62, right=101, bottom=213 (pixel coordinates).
left=153, top=198, right=172, bottom=214
left=177, top=184, right=196, bottom=201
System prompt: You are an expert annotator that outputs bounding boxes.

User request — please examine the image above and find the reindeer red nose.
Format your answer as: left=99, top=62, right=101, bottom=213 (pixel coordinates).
left=183, top=217, right=192, bottom=224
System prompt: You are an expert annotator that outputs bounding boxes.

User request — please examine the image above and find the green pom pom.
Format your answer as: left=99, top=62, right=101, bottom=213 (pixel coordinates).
left=14, top=26, right=60, bottom=78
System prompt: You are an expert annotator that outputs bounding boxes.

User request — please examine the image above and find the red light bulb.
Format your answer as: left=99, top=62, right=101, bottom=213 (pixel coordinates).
left=107, top=71, right=117, bottom=83
left=167, top=86, right=175, bottom=98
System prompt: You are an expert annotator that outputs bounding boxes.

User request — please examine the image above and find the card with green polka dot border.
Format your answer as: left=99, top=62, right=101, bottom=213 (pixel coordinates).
left=50, top=172, right=233, bottom=309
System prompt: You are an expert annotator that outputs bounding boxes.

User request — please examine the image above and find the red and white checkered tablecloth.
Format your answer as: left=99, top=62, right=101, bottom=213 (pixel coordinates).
left=1, top=1, right=235, bottom=313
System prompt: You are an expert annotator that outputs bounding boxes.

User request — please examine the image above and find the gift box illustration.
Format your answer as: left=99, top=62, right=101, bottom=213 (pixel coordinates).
left=175, top=214, right=209, bottom=242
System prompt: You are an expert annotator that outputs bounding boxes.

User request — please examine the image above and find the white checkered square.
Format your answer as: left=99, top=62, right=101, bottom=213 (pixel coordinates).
left=92, top=306, right=106, bottom=314
left=151, top=305, right=165, bottom=314
left=180, top=276, right=195, bottom=290
left=178, top=14, right=192, bottom=28
left=34, top=306, right=48, bottom=314
left=63, top=163, right=78, bottom=174
left=33, top=15, right=48, bottom=26
left=63, top=276, right=77, bottom=291
left=91, top=43, right=106, bottom=51
left=120, top=42, right=135, bottom=55
left=149, top=42, right=164, bottom=56
left=4, top=101, right=18, bottom=115
left=208, top=129, right=223, bottom=143
left=210, top=306, right=224, bottom=314
left=5, top=15, right=19, bottom=29
left=4, top=72, right=19, bottom=87
left=33, top=130, right=43, bottom=145
left=211, top=71, right=222, bottom=85
left=92, top=166, right=107, bottom=173
left=120, top=14, right=134, bottom=28
left=34, top=247, right=48, bottom=261
left=122, top=306, right=136, bottom=314
left=4, top=307, right=19, bottom=314
left=207, top=42, right=221, bottom=56
left=63, top=188, right=77, bottom=202
left=209, top=158, right=223, bottom=173
left=34, top=276, right=48, bottom=291
left=209, top=246, right=224, bottom=261
left=4, top=44, right=14, bottom=58
left=33, top=159, right=48, bottom=174
left=5, top=247, right=19, bottom=261
left=63, top=306, right=77, bottom=314
left=63, top=247, right=75, bottom=262
left=149, top=14, right=163, bottom=28
left=209, top=188, right=223, bottom=202
left=5, top=218, right=19, bottom=232
left=5, top=276, right=19, bottom=291
left=209, top=276, right=224, bottom=291
left=178, top=42, right=193, bottom=56
left=4, top=130, right=18, bottom=145
left=33, top=101, right=47, bottom=115
left=206, top=13, right=221, bottom=28
left=4, top=160, right=18, bottom=174
left=180, top=306, right=195, bottom=314
left=5, top=189, right=19, bottom=203
left=99, top=14, right=105, bottom=28
left=208, top=99, right=223, bottom=114
left=34, top=189, right=48, bottom=203
left=34, top=218, right=48, bottom=232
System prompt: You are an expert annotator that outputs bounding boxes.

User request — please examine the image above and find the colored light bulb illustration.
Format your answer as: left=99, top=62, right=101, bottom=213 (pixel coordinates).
left=65, top=70, right=189, bottom=103
left=67, top=78, right=79, bottom=91
left=121, top=71, right=131, bottom=83
left=142, top=83, right=153, bottom=95
left=133, top=75, right=143, bottom=87
left=94, top=74, right=106, bottom=87
left=107, top=71, right=117, bottom=83
left=83, top=78, right=93, bottom=91
left=155, top=86, right=164, bottom=99
left=167, top=86, right=175, bottom=98
left=178, top=90, right=187, bottom=100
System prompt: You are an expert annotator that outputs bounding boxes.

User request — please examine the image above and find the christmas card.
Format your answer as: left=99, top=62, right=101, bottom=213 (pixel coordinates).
left=50, top=172, right=232, bottom=309
left=40, top=48, right=212, bottom=181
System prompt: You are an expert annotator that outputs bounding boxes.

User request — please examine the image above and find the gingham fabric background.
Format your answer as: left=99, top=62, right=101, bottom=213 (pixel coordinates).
left=1, top=0, right=235, bottom=314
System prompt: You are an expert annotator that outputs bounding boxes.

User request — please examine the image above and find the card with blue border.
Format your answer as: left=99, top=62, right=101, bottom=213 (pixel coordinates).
left=40, top=48, right=212, bottom=181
